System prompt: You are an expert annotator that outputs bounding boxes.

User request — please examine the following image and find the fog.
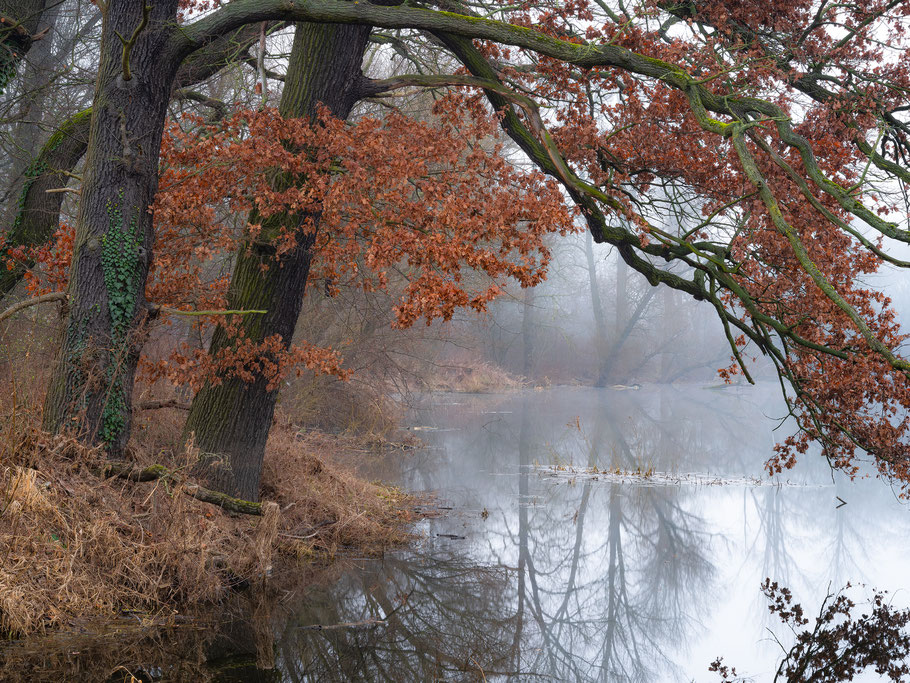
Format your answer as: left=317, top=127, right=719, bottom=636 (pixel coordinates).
left=425, top=230, right=751, bottom=388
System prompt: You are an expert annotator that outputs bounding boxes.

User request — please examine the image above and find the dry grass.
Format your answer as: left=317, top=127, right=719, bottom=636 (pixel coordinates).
left=0, top=409, right=418, bottom=639
left=424, top=359, right=525, bottom=393
left=0, top=310, right=420, bottom=642
left=262, top=423, right=418, bottom=557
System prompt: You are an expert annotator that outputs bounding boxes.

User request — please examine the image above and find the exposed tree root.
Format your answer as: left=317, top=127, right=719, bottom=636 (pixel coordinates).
left=97, top=461, right=265, bottom=515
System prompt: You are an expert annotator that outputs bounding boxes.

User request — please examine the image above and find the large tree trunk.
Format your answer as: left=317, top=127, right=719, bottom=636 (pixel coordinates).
left=42, top=0, right=182, bottom=452
left=0, top=0, right=50, bottom=95
left=183, top=23, right=371, bottom=501
left=0, top=23, right=272, bottom=302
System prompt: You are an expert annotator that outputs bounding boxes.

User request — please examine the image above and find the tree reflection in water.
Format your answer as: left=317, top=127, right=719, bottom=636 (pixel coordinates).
left=256, top=390, right=722, bottom=681
left=7, top=386, right=910, bottom=681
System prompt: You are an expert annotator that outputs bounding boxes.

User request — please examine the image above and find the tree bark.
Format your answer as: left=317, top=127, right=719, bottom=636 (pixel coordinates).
left=42, top=0, right=183, bottom=453
left=0, top=23, right=273, bottom=302
left=0, top=0, right=50, bottom=95
left=182, top=23, right=371, bottom=501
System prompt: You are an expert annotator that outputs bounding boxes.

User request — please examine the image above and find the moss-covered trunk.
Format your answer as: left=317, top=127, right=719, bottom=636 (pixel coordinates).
left=183, top=23, right=371, bottom=501
left=42, top=0, right=182, bottom=453
left=0, top=24, right=271, bottom=302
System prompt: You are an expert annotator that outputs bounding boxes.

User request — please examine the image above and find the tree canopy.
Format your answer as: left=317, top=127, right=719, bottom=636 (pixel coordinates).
left=2, top=0, right=909, bottom=496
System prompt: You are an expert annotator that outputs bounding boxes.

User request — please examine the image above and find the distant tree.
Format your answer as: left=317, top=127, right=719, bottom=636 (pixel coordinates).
left=0, top=0, right=51, bottom=94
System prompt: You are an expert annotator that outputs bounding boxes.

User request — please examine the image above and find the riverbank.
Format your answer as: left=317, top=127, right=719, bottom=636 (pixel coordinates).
left=0, top=414, right=421, bottom=639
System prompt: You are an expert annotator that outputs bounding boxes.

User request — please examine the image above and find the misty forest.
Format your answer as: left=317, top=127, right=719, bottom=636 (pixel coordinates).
left=2, top=0, right=910, bottom=680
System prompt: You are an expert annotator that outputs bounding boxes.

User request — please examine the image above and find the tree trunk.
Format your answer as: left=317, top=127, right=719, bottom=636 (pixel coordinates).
left=0, top=0, right=49, bottom=95
left=598, top=284, right=656, bottom=385
left=2, top=0, right=61, bottom=219
left=659, top=284, right=676, bottom=381
left=182, top=23, right=371, bottom=501
left=584, top=231, right=610, bottom=386
left=0, top=23, right=271, bottom=302
left=0, top=108, right=91, bottom=296
left=42, top=0, right=182, bottom=453
left=520, top=286, right=536, bottom=378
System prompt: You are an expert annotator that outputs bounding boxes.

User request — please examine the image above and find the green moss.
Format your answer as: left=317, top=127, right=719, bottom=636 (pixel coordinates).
left=44, top=108, right=92, bottom=151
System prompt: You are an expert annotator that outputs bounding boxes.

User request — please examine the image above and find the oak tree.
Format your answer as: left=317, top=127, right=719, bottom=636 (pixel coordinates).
left=4, top=0, right=910, bottom=498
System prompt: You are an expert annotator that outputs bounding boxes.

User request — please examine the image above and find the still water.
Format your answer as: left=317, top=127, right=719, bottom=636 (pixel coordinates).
left=9, top=385, right=910, bottom=681
left=277, top=385, right=910, bottom=682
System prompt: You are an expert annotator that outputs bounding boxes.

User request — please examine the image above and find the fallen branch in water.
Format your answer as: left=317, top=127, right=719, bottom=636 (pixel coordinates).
left=296, top=619, right=387, bottom=631
left=296, top=587, right=413, bottom=631
left=98, top=461, right=264, bottom=515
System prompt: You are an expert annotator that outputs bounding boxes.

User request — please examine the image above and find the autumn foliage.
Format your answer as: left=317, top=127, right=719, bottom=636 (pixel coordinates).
left=7, top=0, right=910, bottom=490
left=13, top=95, right=573, bottom=394
left=462, top=0, right=910, bottom=488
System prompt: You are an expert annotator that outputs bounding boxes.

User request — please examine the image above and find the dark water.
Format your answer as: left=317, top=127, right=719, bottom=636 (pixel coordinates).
left=8, top=385, right=910, bottom=681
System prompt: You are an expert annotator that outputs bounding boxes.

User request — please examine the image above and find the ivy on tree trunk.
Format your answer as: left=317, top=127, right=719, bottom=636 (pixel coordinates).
left=0, top=23, right=272, bottom=302
left=42, top=0, right=182, bottom=454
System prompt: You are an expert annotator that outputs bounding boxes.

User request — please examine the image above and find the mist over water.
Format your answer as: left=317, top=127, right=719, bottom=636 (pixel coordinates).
left=239, top=384, right=910, bottom=681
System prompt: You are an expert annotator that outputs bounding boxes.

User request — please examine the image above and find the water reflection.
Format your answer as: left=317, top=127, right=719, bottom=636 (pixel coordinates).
left=269, top=386, right=910, bottom=681
left=501, top=396, right=713, bottom=681
left=275, top=558, right=519, bottom=680
left=6, top=386, right=910, bottom=681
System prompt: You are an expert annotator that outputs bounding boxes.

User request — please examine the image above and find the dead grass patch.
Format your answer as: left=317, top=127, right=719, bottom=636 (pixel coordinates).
left=424, top=360, right=524, bottom=393
left=0, top=410, right=419, bottom=639
left=261, top=423, right=418, bottom=558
